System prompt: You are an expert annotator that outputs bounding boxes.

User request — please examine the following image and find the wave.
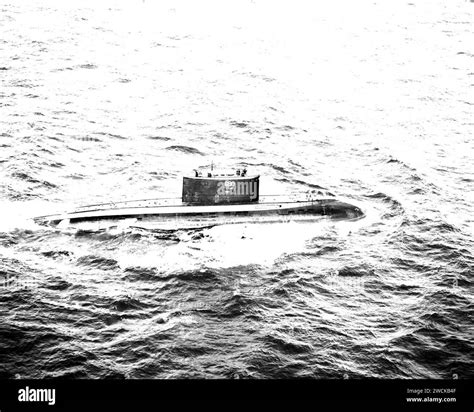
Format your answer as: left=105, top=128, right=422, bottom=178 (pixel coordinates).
left=262, top=333, right=313, bottom=355
left=111, top=296, right=148, bottom=312
left=337, top=265, right=375, bottom=277
left=41, top=250, right=72, bottom=259
left=165, top=145, right=204, bottom=155
left=76, top=63, right=97, bottom=69
left=229, top=120, right=248, bottom=128
left=147, top=135, right=171, bottom=141
left=123, top=267, right=159, bottom=282
left=95, top=131, right=126, bottom=140
left=76, top=255, right=119, bottom=270
left=364, top=191, right=404, bottom=213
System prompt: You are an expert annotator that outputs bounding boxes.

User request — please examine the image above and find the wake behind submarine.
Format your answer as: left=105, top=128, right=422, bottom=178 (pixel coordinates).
left=34, top=166, right=364, bottom=229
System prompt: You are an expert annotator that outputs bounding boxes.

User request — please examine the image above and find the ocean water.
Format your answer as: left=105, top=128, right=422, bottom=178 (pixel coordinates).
left=0, top=0, right=472, bottom=379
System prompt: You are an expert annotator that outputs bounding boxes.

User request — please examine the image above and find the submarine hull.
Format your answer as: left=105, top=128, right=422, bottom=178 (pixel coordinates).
left=34, top=197, right=364, bottom=228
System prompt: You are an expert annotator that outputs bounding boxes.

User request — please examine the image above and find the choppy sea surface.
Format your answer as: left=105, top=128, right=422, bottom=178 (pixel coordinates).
left=0, top=0, right=473, bottom=379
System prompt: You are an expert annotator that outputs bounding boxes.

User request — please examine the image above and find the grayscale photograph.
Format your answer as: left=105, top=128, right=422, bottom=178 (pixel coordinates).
left=0, top=0, right=472, bottom=408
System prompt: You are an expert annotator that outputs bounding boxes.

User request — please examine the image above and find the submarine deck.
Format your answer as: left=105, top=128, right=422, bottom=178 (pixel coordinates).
left=34, top=195, right=362, bottom=225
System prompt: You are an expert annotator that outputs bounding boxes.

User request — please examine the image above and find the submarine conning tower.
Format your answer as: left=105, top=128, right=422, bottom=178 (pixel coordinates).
left=182, top=168, right=260, bottom=205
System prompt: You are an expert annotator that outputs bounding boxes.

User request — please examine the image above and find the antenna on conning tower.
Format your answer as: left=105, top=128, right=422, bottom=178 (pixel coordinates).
left=211, top=160, right=214, bottom=172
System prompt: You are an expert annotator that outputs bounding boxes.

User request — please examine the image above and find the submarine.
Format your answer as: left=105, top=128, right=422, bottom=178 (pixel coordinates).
left=34, top=167, right=364, bottom=229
